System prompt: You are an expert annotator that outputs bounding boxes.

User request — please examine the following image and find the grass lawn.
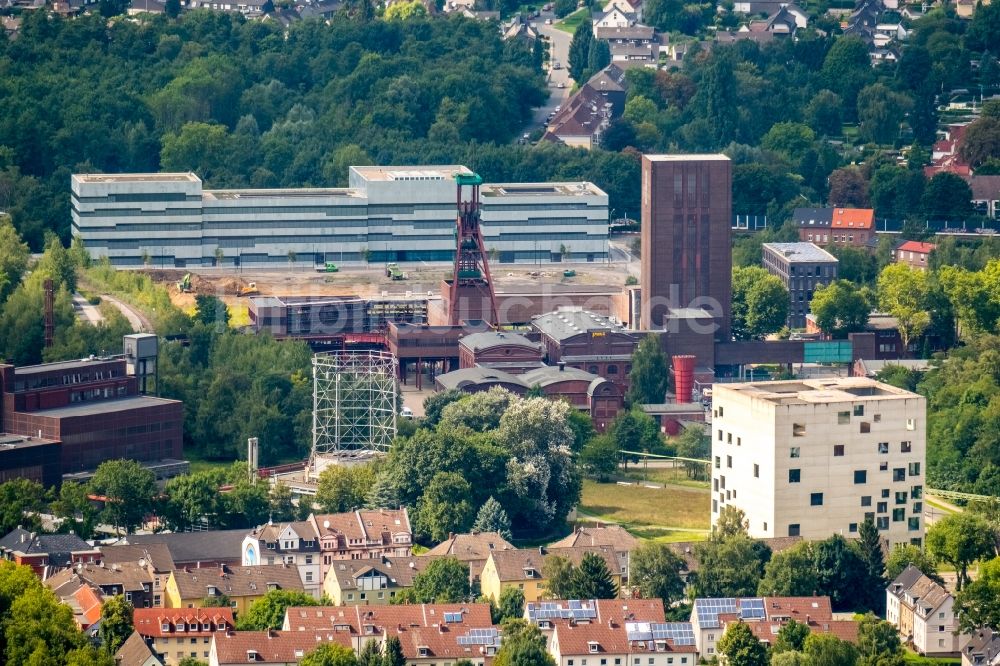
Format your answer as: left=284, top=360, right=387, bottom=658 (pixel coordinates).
left=579, top=479, right=711, bottom=541
left=620, top=465, right=710, bottom=490
left=186, top=458, right=233, bottom=475
left=903, top=649, right=960, bottom=666
left=555, top=8, right=589, bottom=33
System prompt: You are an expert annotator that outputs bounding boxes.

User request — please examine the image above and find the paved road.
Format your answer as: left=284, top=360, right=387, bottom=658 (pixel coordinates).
left=72, top=293, right=105, bottom=326
left=101, top=294, right=152, bottom=333
left=609, top=237, right=640, bottom=279
left=526, top=12, right=574, bottom=135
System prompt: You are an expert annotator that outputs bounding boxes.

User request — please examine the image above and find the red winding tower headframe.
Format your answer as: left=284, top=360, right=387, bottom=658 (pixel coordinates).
left=448, top=173, right=498, bottom=327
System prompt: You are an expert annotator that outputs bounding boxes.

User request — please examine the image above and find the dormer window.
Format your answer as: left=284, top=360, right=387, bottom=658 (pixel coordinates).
left=525, top=569, right=535, bottom=578
left=418, top=647, right=429, bottom=657
left=161, top=622, right=171, bottom=633
left=247, top=649, right=259, bottom=662
left=177, top=622, right=186, bottom=632
left=267, top=583, right=279, bottom=591
left=208, top=586, right=218, bottom=596
left=589, top=641, right=599, bottom=653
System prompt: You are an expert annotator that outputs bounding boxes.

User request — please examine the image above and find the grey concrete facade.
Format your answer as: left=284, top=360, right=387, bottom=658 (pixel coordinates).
left=71, top=167, right=609, bottom=267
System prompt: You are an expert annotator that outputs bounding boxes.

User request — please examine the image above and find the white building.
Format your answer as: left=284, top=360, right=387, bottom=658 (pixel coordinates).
left=71, top=167, right=609, bottom=268
left=710, top=378, right=926, bottom=547
left=241, top=521, right=323, bottom=599
left=887, top=566, right=968, bottom=657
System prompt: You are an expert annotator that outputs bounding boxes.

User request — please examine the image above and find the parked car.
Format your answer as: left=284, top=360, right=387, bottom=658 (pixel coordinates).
left=552, top=61, right=561, bottom=69
left=557, top=82, right=566, bottom=88
left=545, top=17, right=552, bottom=24
left=400, top=406, right=414, bottom=419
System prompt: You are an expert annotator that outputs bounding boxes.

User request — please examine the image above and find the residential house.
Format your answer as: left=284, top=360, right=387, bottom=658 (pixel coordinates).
left=279, top=603, right=498, bottom=664
left=525, top=598, right=665, bottom=635
left=57, top=580, right=104, bottom=630
left=593, top=5, right=635, bottom=30
left=423, top=531, right=515, bottom=584
left=122, top=529, right=248, bottom=569
left=503, top=15, right=539, bottom=43
left=208, top=629, right=354, bottom=666
left=308, top=509, right=412, bottom=583
left=795, top=207, right=834, bottom=245
left=100, top=543, right=176, bottom=575
left=127, top=0, right=166, bottom=14
left=480, top=546, right=621, bottom=603
left=602, top=0, right=642, bottom=20
left=886, top=566, right=966, bottom=656
left=830, top=207, right=875, bottom=247
left=956, top=0, right=976, bottom=19
left=322, top=556, right=431, bottom=606
left=925, top=125, right=972, bottom=178
left=548, top=525, right=638, bottom=581
left=691, top=597, right=845, bottom=658
left=47, top=560, right=160, bottom=609
left=165, top=563, right=305, bottom=615
left=552, top=619, right=699, bottom=666
left=894, top=241, right=935, bottom=270
left=0, top=527, right=100, bottom=578
left=115, top=631, right=161, bottom=666
left=133, top=607, right=235, bottom=666
left=873, top=22, right=908, bottom=47
left=968, top=175, right=1000, bottom=220
left=545, top=70, right=623, bottom=150
left=962, top=628, right=1000, bottom=666
left=595, top=25, right=659, bottom=65
left=242, top=521, right=322, bottom=599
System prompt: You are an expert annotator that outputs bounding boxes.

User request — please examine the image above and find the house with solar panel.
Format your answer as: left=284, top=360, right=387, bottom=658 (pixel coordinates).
left=691, top=596, right=860, bottom=658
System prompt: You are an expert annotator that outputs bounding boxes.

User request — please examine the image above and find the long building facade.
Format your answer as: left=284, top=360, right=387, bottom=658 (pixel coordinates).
left=71, top=167, right=609, bottom=267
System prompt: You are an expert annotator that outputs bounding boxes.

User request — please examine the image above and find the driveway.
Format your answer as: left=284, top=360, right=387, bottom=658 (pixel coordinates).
left=525, top=11, right=574, bottom=134
left=72, top=293, right=105, bottom=326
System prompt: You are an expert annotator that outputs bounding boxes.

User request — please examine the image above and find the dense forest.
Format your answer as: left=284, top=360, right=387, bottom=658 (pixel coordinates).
left=1, top=3, right=998, bottom=251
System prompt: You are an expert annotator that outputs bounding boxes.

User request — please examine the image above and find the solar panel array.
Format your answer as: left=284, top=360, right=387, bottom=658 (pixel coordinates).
left=693, top=598, right=737, bottom=629
left=456, top=628, right=502, bottom=647
left=625, top=622, right=696, bottom=647
left=526, top=600, right=598, bottom=622
left=739, top=598, right=766, bottom=620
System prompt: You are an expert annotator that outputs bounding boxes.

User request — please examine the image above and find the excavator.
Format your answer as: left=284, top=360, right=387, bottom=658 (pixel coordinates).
left=176, top=273, right=192, bottom=293
left=236, top=281, right=259, bottom=297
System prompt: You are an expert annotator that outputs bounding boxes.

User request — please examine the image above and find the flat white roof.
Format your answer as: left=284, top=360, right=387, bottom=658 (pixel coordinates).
left=482, top=182, right=606, bottom=198
left=73, top=173, right=201, bottom=183
left=718, top=378, right=919, bottom=405
left=645, top=154, right=730, bottom=162
left=763, top=242, right=838, bottom=263
left=351, top=165, right=472, bottom=182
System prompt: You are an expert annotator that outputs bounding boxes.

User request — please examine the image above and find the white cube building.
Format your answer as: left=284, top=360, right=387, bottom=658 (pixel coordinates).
left=71, top=167, right=609, bottom=268
left=710, top=378, right=926, bottom=547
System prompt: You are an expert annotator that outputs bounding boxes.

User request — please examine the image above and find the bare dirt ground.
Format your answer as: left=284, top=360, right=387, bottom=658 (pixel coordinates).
left=145, top=262, right=630, bottom=311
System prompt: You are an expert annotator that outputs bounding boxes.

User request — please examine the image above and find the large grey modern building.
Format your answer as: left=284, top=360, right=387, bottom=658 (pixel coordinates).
left=761, top=242, right=838, bottom=330
left=71, top=166, right=610, bottom=267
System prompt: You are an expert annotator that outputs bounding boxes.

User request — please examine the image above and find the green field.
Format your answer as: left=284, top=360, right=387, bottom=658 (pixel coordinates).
left=554, top=8, right=589, bottom=33
left=578, top=478, right=711, bottom=543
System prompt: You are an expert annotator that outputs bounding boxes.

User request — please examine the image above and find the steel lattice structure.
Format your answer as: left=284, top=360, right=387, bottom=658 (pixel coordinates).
left=312, top=350, right=398, bottom=460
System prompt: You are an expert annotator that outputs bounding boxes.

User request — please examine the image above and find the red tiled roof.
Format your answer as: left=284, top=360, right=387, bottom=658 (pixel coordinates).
left=73, top=583, right=103, bottom=628
left=211, top=630, right=354, bottom=665
left=134, top=607, right=234, bottom=638
left=554, top=621, right=631, bottom=656
left=830, top=208, right=874, bottom=229
left=764, top=596, right=833, bottom=623
left=283, top=603, right=493, bottom=635
left=896, top=241, right=935, bottom=254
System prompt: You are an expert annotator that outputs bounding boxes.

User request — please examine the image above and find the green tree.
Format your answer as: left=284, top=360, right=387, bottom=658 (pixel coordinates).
left=417, top=472, right=475, bottom=542
left=496, top=587, right=525, bottom=623
left=626, top=336, right=668, bottom=405
left=194, top=294, right=230, bottom=329
left=586, top=40, right=611, bottom=79
left=473, top=497, right=513, bottom=541
left=90, top=459, right=157, bottom=534
left=568, top=22, right=594, bottom=84
left=856, top=83, right=911, bottom=145
left=492, top=620, right=555, bottom=666
left=542, top=555, right=575, bottom=599
left=162, top=471, right=224, bottom=532
left=629, top=542, right=685, bottom=604
left=0, top=479, right=47, bottom=536
left=827, top=166, right=870, bottom=208
left=410, top=558, right=470, bottom=603
left=383, top=0, right=427, bottom=19
left=0, top=215, right=30, bottom=304
left=771, top=652, right=808, bottom=666
left=358, top=639, right=382, bottom=666
left=921, top=172, right=974, bottom=220
left=692, top=534, right=770, bottom=598
left=422, top=389, right=465, bottom=427
left=165, top=0, right=180, bottom=16
left=178, top=659, right=209, bottom=666
left=674, top=426, right=710, bottom=480
left=315, top=464, right=374, bottom=514
left=99, top=595, right=134, bottom=654
left=885, top=544, right=939, bottom=583
left=761, top=123, right=816, bottom=165
left=857, top=517, right=887, bottom=614
left=810, top=280, right=872, bottom=338
left=805, top=90, right=843, bottom=137
left=856, top=612, right=904, bottom=666
left=4, top=583, right=88, bottom=665
left=758, top=542, right=817, bottom=597
left=236, top=590, right=318, bottom=630
left=731, top=266, right=789, bottom=340
left=877, top=264, right=931, bottom=354
left=571, top=552, right=618, bottom=599
left=608, top=407, right=661, bottom=454
left=959, top=115, right=1000, bottom=168
left=813, top=534, right=867, bottom=611
left=201, top=594, right=232, bottom=608
left=382, top=636, right=405, bottom=666
left=774, top=619, right=810, bottom=654
left=926, top=513, right=997, bottom=590
left=565, top=408, right=597, bottom=453
left=52, top=481, right=97, bottom=540
left=955, top=556, right=1000, bottom=631
left=803, top=632, right=858, bottom=666
left=821, top=37, right=873, bottom=114
left=301, top=644, right=359, bottom=666
left=579, top=434, right=619, bottom=481
left=717, top=621, right=768, bottom=666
